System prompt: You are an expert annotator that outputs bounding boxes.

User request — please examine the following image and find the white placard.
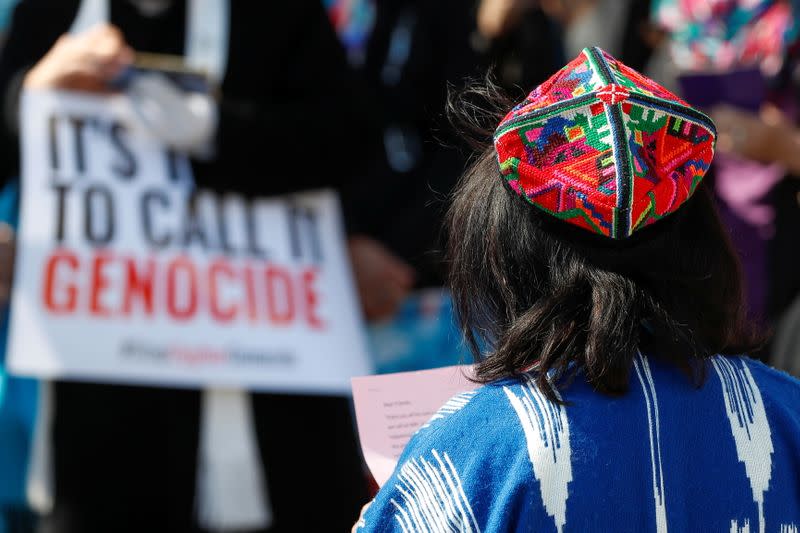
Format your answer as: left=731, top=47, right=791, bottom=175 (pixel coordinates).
left=7, top=90, right=373, bottom=394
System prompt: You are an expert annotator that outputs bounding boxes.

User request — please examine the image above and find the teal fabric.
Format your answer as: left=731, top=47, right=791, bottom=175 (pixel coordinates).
left=0, top=0, right=18, bottom=31
left=367, top=290, right=470, bottom=374
left=0, top=179, right=37, bottom=516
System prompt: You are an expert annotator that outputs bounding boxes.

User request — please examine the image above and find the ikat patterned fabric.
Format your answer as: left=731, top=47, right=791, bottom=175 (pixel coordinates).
left=356, top=355, right=800, bottom=532
left=494, top=47, right=716, bottom=239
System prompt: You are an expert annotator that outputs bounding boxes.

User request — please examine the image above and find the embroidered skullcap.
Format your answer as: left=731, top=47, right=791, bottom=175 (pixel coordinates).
left=493, top=47, right=716, bottom=239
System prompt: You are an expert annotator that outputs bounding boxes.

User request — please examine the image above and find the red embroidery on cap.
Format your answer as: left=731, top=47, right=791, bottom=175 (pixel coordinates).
left=596, top=84, right=631, bottom=105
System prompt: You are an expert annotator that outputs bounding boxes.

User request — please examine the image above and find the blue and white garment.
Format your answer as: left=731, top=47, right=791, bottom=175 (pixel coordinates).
left=356, top=355, right=800, bottom=532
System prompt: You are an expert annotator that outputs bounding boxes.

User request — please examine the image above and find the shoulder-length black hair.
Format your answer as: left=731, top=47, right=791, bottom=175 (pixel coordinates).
left=445, top=85, right=761, bottom=402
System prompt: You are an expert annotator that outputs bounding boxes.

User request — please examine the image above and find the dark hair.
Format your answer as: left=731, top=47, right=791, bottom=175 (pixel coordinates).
left=445, top=85, right=761, bottom=402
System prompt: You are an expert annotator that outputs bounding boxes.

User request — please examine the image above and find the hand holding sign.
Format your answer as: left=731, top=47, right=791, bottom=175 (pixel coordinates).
left=348, top=236, right=415, bottom=322
left=24, top=24, right=134, bottom=93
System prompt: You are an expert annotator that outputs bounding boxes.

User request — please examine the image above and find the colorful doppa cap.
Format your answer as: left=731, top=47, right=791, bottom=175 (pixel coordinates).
left=494, top=47, right=716, bottom=239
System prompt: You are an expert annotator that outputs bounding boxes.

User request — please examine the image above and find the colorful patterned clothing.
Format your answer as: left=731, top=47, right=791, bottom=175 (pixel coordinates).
left=652, top=0, right=799, bottom=73
left=357, top=355, right=800, bottom=532
left=494, top=47, right=715, bottom=239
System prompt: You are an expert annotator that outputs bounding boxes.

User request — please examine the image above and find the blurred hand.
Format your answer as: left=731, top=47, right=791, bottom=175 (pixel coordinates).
left=348, top=236, right=415, bottom=322
left=24, top=24, right=134, bottom=92
left=539, top=0, right=597, bottom=26
left=712, top=104, right=800, bottom=174
left=0, top=223, right=15, bottom=308
left=477, top=0, right=537, bottom=39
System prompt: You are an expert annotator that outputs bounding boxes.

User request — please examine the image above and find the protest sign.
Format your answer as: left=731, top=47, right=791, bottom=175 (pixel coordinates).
left=351, top=365, right=478, bottom=486
left=7, top=90, right=372, bottom=394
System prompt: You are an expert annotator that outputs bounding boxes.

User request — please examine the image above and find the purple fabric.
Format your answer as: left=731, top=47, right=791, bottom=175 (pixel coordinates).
left=714, top=153, right=784, bottom=321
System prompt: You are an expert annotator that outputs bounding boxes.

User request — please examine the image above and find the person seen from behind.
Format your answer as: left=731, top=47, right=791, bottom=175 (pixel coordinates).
left=355, top=47, right=800, bottom=532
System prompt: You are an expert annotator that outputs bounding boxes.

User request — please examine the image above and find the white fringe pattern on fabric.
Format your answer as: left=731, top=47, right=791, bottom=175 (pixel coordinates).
left=712, top=357, right=774, bottom=533
left=420, top=391, right=478, bottom=430
left=633, top=354, right=668, bottom=533
left=504, top=376, right=572, bottom=533
left=390, top=449, right=480, bottom=533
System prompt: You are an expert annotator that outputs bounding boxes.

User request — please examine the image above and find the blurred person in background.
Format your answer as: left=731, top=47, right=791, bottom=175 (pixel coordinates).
left=0, top=3, right=37, bottom=533
left=331, top=0, right=660, bottom=375
left=0, top=179, right=35, bottom=533
left=652, top=0, right=800, bottom=342
left=334, top=0, right=564, bottom=374
left=707, top=51, right=800, bottom=374
left=474, top=0, right=659, bottom=86
left=0, top=1, right=382, bottom=531
left=539, top=0, right=657, bottom=66
left=352, top=0, right=660, bottom=277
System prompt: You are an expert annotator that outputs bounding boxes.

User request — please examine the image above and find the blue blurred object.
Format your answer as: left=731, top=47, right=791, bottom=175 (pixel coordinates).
left=0, top=179, right=38, bottom=531
left=0, top=0, right=19, bottom=36
left=0, top=0, right=18, bottom=32
left=322, top=0, right=376, bottom=66
left=367, top=289, right=470, bottom=374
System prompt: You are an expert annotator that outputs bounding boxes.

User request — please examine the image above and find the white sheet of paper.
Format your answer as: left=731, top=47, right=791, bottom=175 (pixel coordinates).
left=351, top=365, right=479, bottom=487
